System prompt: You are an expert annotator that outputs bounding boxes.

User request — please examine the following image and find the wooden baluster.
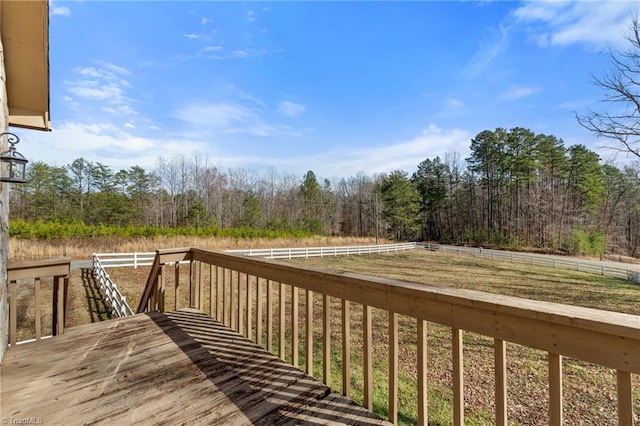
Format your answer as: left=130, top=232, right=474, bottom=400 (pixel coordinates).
left=53, top=275, right=65, bottom=336
left=616, top=370, right=633, bottom=426
left=209, top=264, right=215, bottom=318
left=230, top=269, right=236, bottom=330
left=306, top=289, right=314, bottom=375
left=9, top=280, right=17, bottom=346
left=417, top=319, right=428, bottom=426
left=363, top=305, right=373, bottom=410
left=174, top=263, right=180, bottom=311
left=238, top=272, right=244, bottom=336
left=221, top=268, right=226, bottom=324
left=189, top=260, right=196, bottom=308
left=256, top=277, right=263, bottom=345
left=494, top=339, right=507, bottom=426
left=389, top=312, right=399, bottom=424
left=224, top=268, right=230, bottom=326
left=149, top=273, right=156, bottom=311
left=323, top=294, right=331, bottom=386
left=292, top=286, right=299, bottom=368
left=279, top=282, right=286, bottom=361
left=342, top=299, right=351, bottom=397
left=246, top=274, right=252, bottom=340
left=549, top=352, right=563, bottom=426
left=267, top=279, right=273, bottom=352
left=452, top=328, right=464, bottom=426
left=158, top=266, right=165, bottom=312
left=199, top=261, right=204, bottom=311
left=216, top=266, right=223, bottom=322
left=34, top=277, right=41, bottom=340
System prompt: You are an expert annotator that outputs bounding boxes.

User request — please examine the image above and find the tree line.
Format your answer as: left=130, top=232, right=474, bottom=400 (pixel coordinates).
left=9, top=127, right=640, bottom=257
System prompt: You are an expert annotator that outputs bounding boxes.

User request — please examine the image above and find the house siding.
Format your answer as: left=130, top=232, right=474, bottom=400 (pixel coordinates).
left=0, top=28, right=9, bottom=360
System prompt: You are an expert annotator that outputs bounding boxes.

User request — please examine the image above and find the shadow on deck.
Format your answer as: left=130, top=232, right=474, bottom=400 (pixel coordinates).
left=1, top=308, right=391, bottom=425
left=80, top=268, right=112, bottom=323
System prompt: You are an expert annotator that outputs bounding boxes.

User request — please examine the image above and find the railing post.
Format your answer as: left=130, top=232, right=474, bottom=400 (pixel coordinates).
left=279, top=281, right=286, bottom=360
left=306, top=289, right=314, bottom=376
left=52, top=274, right=67, bottom=336
left=495, top=338, right=507, bottom=426
left=616, top=370, right=633, bottom=426
left=549, top=353, right=563, bottom=425
left=389, top=311, right=399, bottom=424
left=237, top=271, right=242, bottom=334
left=209, top=264, right=214, bottom=318
left=453, top=328, right=464, bottom=426
left=267, top=279, right=273, bottom=352
left=363, top=305, right=373, bottom=410
left=9, top=280, right=17, bottom=346
left=342, top=299, right=351, bottom=398
left=256, top=276, right=262, bottom=346
left=418, top=319, right=428, bottom=426
left=158, top=265, right=165, bottom=312
left=34, top=277, right=41, bottom=340
left=323, top=294, right=331, bottom=386
left=291, top=286, right=299, bottom=367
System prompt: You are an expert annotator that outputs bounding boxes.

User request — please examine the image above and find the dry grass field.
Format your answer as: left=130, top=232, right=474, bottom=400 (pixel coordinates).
left=11, top=242, right=640, bottom=425
left=9, top=235, right=382, bottom=260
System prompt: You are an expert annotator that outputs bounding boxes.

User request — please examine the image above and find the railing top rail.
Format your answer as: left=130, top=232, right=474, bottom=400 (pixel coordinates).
left=8, top=257, right=72, bottom=270
left=186, top=246, right=640, bottom=373
left=7, top=257, right=71, bottom=281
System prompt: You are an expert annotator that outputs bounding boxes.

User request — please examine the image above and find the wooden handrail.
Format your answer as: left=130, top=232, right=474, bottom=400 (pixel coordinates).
left=139, top=247, right=640, bottom=424
left=136, top=248, right=192, bottom=313
left=7, top=257, right=71, bottom=346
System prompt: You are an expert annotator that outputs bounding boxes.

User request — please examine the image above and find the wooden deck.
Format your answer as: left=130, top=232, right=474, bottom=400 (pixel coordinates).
left=1, top=309, right=392, bottom=425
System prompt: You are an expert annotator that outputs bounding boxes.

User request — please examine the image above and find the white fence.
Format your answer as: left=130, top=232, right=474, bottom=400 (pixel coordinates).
left=92, top=243, right=417, bottom=317
left=226, top=242, right=418, bottom=259
left=92, top=241, right=638, bottom=319
left=92, top=254, right=135, bottom=317
left=94, top=242, right=418, bottom=268
left=424, top=243, right=640, bottom=283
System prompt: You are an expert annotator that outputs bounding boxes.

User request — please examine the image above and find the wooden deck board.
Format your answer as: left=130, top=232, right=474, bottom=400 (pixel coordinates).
left=1, top=308, right=391, bottom=425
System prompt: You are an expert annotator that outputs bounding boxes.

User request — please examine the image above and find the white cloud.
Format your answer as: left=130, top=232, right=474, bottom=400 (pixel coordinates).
left=103, top=63, right=131, bottom=76
left=183, top=33, right=201, bottom=40
left=209, top=49, right=268, bottom=60
left=21, top=121, right=205, bottom=170
left=173, top=102, right=256, bottom=129
left=300, top=124, right=472, bottom=177
left=51, top=5, right=70, bottom=17
left=173, top=99, right=306, bottom=137
left=202, top=45, right=223, bottom=52
left=501, top=86, right=539, bottom=100
left=463, top=23, right=512, bottom=76
left=247, top=11, right=256, bottom=23
left=65, top=66, right=134, bottom=114
left=447, top=98, right=465, bottom=109
left=514, top=1, right=638, bottom=48
left=201, top=17, right=212, bottom=25
left=277, top=101, right=306, bottom=117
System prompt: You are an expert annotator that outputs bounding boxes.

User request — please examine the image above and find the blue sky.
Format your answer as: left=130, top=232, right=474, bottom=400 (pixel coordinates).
left=17, top=1, right=640, bottom=179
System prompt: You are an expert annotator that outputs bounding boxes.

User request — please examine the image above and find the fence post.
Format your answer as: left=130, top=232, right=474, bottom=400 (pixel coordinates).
left=133, top=252, right=138, bottom=269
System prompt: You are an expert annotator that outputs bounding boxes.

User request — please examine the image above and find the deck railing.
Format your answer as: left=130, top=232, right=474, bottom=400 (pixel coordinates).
left=137, top=247, right=639, bottom=425
left=7, top=257, right=71, bottom=346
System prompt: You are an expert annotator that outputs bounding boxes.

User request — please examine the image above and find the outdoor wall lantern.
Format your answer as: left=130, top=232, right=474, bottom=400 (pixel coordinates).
left=0, top=132, right=28, bottom=183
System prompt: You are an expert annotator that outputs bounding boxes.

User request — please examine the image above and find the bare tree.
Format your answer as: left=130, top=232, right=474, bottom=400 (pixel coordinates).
left=578, top=16, right=640, bottom=158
